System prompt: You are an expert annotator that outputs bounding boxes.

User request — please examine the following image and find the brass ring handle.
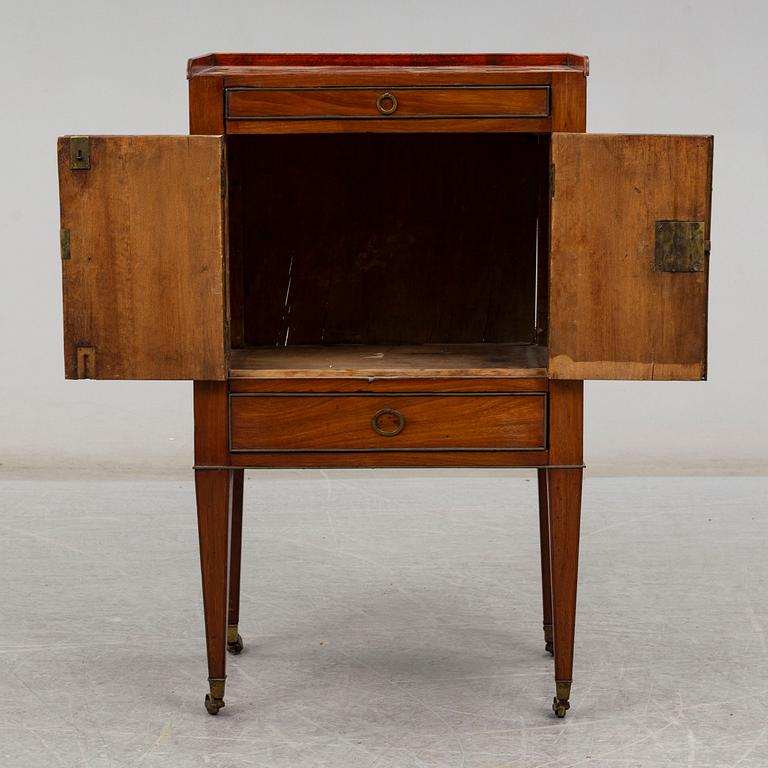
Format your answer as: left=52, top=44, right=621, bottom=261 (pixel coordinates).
left=371, top=408, right=405, bottom=437
left=376, top=91, right=398, bottom=115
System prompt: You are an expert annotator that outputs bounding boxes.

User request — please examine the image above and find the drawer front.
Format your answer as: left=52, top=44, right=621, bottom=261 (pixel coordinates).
left=226, top=85, right=550, bottom=121
left=229, top=393, right=546, bottom=452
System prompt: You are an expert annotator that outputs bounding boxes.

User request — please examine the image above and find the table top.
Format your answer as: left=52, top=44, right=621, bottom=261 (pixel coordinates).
left=187, top=52, right=589, bottom=79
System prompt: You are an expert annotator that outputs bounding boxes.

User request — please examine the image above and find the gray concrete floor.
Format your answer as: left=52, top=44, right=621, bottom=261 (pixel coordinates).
left=0, top=473, right=766, bottom=767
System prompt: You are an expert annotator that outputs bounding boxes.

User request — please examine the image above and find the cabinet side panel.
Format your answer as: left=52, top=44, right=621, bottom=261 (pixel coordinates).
left=58, top=135, right=227, bottom=380
left=190, top=76, right=238, bottom=353
left=538, top=72, right=585, bottom=348
left=549, top=134, right=712, bottom=381
left=550, top=71, right=586, bottom=132
left=189, top=76, right=225, bottom=134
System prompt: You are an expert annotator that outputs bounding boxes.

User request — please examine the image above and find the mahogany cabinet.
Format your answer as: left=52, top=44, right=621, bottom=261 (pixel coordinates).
left=57, top=53, right=713, bottom=718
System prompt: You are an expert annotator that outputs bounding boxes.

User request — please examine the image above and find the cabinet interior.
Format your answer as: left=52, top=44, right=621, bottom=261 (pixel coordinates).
left=227, top=133, right=550, bottom=377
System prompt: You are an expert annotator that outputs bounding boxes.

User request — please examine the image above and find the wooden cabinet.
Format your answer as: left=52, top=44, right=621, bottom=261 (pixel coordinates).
left=57, top=52, right=713, bottom=719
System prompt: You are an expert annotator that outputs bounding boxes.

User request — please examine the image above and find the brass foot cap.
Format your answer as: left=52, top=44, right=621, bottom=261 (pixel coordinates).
left=543, top=625, right=554, bottom=656
left=227, top=634, right=244, bottom=655
left=553, top=681, right=571, bottom=718
left=205, top=677, right=226, bottom=715
left=227, top=625, right=244, bottom=655
left=205, top=693, right=225, bottom=715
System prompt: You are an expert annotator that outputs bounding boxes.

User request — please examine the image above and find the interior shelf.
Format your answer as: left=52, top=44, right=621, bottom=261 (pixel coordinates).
left=228, top=343, right=548, bottom=379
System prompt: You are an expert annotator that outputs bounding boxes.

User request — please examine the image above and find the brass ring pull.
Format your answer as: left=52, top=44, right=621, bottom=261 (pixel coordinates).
left=371, top=408, right=405, bottom=437
left=376, top=91, right=398, bottom=115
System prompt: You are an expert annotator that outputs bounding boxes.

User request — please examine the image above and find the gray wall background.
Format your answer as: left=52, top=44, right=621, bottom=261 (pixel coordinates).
left=1, top=0, right=765, bottom=477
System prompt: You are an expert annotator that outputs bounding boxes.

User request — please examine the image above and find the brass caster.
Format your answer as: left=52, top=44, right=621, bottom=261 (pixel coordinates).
left=205, top=693, right=225, bottom=715
left=227, top=634, right=244, bottom=655
left=204, top=677, right=226, bottom=716
left=227, top=625, right=244, bottom=655
left=543, top=624, right=554, bottom=656
left=552, top=681, right=571, bottom=719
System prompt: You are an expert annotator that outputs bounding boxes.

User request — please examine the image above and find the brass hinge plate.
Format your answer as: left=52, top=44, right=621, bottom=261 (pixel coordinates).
left=654, top=221, right=707, bottom=272
left=69, top=136, right=90, bottom=169
left=60, top=228, right=71, bottom=260
left=76, top=346, right=97, bottom=379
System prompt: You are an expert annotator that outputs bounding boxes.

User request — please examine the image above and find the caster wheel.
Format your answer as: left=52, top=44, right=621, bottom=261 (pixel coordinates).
left=227, top=634, right=244, bottom=655
left=205, top=693, right=225, bottom=715
left=545, top=641, right=554, bottom=656
left=552, top=696, right=570, bottom=718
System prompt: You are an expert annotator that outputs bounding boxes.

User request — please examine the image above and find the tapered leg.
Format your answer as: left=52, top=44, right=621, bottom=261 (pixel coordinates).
left=195, top=468, right=233, bottom=715
left=546, top=379, right=584, bottom=717
left=227, top=469, right=245, bottom=655
left=537, top=469, right=554, bottom=655
left=547, top=467, right=583, bottom=718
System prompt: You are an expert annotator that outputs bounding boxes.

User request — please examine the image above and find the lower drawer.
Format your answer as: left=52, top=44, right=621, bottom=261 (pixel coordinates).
left=229, top=393, right=546, bottom=452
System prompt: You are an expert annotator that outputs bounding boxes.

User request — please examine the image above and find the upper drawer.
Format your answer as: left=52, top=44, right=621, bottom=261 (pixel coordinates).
left=226, top=85, right=550, bottom=122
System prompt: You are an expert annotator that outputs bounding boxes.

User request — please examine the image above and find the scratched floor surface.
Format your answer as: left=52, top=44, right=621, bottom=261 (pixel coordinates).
left=0, top=474, right=766, bottom=767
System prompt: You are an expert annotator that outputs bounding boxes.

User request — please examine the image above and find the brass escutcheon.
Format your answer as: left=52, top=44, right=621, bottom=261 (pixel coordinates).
left=371, top=408, right=405, bottom=437
left=376, top=91, right=398, bottom=115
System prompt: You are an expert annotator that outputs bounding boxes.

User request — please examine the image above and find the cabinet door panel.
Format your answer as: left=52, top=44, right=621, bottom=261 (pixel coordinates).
left=549, top=134, right=712, bottom=380
left=58, top=136, right=227, bottom=380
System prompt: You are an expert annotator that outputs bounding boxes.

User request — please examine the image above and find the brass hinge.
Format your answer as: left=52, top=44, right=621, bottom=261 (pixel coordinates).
left=69, top=136, right=90, bottom=170
left=654, top=221, right=707, bottom=272
left=76, top=346, right=97, bottom=379
left=549, top=164, right=555, bottom=197
left=60, top=228, right=71, bottom=260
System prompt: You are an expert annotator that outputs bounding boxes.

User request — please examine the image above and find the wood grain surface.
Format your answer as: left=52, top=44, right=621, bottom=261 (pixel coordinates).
left=227, top=86, right=549, bottom=121
left=547, top=467, right=583, bottom=686
left=548, top=380, right=584, bottom=465
left=228, top=343, right=547, bottom=379
left=230, top=392, right=546, bottom=452
left=228, top=450, right=548, bottom=469
left=188, top=52, right=589, bottom=78
left=549, top=134, right=712, bottom=380
left=194, top=381, right=230, bottom=466
left=227, top=469, right=244, bottom=633
left=537, top=468, right=553, bottom=641
left=546, top=379, right=584, bottom=692
left=58, top=136, right=227, bottom=380
left=195, top=468, right=232, bottom=692
left=229, top=377, right=548, bottom=394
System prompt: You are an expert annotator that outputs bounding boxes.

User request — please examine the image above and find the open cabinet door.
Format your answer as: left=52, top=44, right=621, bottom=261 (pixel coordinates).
left=549, top=134, right=713, bottom=380
left=58, top=136, right=227, bottom=380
